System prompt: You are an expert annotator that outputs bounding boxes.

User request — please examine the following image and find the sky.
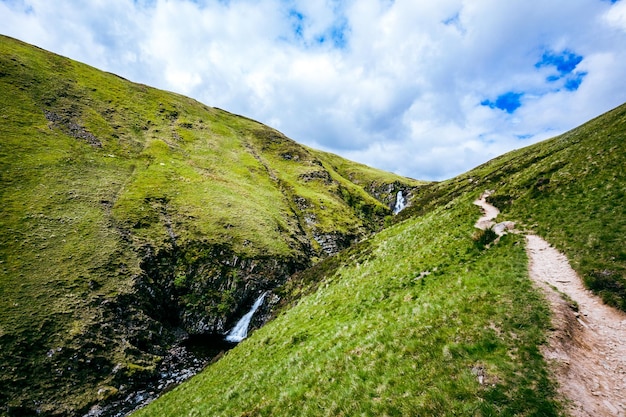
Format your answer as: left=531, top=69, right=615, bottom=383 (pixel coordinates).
left=2, top=0, right=626, bottom=180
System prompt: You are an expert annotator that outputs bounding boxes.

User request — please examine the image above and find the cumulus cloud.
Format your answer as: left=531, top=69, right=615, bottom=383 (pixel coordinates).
left=1, top=0, right=625, bottom=180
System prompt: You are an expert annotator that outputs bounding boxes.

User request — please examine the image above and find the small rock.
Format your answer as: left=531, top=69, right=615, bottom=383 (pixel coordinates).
left=493, top=221, right=515, bottom=236
left=603, top=400, right=619, bottom=414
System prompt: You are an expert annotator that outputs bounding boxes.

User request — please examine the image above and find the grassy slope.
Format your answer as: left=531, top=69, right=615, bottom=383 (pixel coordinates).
left=401, top=103, right=626, bottom=310
left=2, top=33, right=622, bottom=415
left=136, top=192, right=560, bottom=417
left=0, top=35, right=420, bottom=414
left=137, top=104, right=625, bottom=416
left=490, top=105, right=625, bottom=310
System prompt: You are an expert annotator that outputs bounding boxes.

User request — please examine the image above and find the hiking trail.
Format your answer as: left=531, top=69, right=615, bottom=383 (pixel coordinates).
left=473, top=191, right=626, bottom=417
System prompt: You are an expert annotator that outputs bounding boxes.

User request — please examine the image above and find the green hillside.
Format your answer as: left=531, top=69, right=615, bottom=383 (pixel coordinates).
left=137, top=193, right=561, bottom=417
left=136, top=104, right=625, bottom=415
left=0, top=35, right=421, bottom=416
left=402, top=103, right=626, bottom=310
left=2, top=33, right=624, bottom=417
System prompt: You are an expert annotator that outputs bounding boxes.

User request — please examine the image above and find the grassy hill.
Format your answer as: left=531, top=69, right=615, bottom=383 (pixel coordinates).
left=401, top=103, right=626, bottom=310
left=1, top=33, right=624, bottom=417
left=135, top=103, right=625, bottom=415
left=0, top=35, right=421, bottom=416
left=136, top=194, right=560, bottom=417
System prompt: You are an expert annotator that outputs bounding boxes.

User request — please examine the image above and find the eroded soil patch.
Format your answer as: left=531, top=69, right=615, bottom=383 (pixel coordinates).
left=526, top=235, right=626, bottom=417
left=474, top=191, right=626, bottom=416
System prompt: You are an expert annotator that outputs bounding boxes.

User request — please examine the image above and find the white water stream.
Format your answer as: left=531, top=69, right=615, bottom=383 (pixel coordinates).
left=393, top=190, right=406, bottom=214
left=225, top=292, right=267, bottom=343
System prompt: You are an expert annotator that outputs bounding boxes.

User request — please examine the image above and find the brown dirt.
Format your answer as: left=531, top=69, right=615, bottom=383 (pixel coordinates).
left=474, top=192, right=626, bottom=416
left=473, top=190, right=499, bottom=231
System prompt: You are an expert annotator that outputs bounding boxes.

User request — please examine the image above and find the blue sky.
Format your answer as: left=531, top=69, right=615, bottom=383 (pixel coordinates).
left=2, top=0, right=626, bottom=180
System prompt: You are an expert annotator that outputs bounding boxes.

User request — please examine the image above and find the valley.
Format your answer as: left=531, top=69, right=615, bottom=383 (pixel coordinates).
left=1, top=35, right=625, bottom=416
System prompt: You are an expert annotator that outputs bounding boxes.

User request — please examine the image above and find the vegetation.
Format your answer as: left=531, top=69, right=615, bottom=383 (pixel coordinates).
left=136, top=105, right=625, bottom=417
left=0, top=35, right=419, bottom=415
left=398, top=104, right=626, bottom=310
left=136, top=193, right=560, bottom=417
left=138, top=100, right=626, bottom=414
left=472, top=227, right=499, bottom=250
left=488, top=106, right=626, bottom=310
left=1, top=33, right=624, bottom=416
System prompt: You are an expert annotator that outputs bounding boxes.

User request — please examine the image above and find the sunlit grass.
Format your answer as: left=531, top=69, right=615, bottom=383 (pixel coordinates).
left=136, top=196, right=560, bottom=416
left=400, top=103, right=626, bottom=311
left=2, top=33, right=621, bottom=415
left=0, top=35, right=419, bottom=413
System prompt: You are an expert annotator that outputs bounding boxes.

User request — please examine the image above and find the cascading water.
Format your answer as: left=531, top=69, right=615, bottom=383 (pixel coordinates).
left=393, top=190, right=406, bottom=214
left=225, top=292, right=267, bottom=343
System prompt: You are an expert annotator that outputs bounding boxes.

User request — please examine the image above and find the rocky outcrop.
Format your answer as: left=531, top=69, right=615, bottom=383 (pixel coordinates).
left=313, top=231, right=357, bottom=256
left=44, top=109, right=103, bottom=147
left=365, top=180, right=418, bottom=212
left=136, top=241, right=308, bottom=336
left=69, top=241, right=310, bottom=416
left=298, top=169, right=334, bottom=184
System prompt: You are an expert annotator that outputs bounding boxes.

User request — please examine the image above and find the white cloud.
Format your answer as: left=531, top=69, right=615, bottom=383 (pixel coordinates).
left=1, top=0, right=625, bottom=180
left=605, top=0, right=626, bottom=31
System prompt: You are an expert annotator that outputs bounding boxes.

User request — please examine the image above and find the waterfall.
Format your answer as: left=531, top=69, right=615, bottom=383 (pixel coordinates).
left=393, top=190, right=406, bottom=214
left=225, top=292, right=267, bottom=343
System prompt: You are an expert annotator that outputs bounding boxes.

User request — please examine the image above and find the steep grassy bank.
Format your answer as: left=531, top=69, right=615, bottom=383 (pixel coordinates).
left=398, top=103, right=626, bottom=311
left=0, top=35, right=421, bottom=415
left=2, top=32, right=623, bottom=416
left=136, top=192, right=561, bottom=416
left=137, top=101, right=625, bottom=417
left=486, top=104, right=626, bottom=310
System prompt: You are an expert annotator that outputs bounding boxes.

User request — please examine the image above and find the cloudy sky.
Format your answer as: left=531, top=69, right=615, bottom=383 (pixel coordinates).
left=2, top=0, right=626, bottom=180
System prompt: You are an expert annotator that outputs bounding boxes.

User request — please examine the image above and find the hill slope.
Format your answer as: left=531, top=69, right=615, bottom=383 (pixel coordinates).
left=0, top=35, right=421, bottom=416
left=403, top=103, right=626, bottom=310
left=136, top=104, right=625, bottom=415
left=137, top=185, right=561, bottom=416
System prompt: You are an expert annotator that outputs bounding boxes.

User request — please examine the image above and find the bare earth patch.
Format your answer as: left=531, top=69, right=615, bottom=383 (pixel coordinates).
left=527, top=235, right=626, bottom=417
left=474, top=192, right=626, bottom=416
left=473, top=190, right=499, bottom=231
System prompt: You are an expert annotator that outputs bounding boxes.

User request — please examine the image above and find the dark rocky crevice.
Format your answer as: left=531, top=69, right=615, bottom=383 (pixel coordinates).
left=80, top=241, right=309, bottom=417
left=44, top=108, right=103, bottom=147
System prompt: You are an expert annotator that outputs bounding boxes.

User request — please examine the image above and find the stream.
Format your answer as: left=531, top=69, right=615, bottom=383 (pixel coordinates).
left=85, top=293, right=268, bottom=417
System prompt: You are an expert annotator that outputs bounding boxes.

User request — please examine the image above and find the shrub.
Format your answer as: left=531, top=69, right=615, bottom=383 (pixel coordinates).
left=472, top=227, right=498, bottom=250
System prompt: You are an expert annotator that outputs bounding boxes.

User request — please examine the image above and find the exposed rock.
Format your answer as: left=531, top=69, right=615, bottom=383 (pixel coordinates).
left=364, top=180, right=417, bottom=210
left=298, top=169, right=334, bottom=184
left=136, top=242, right=307, bottom=336
left=68, top=241, right=313, bottom=416
left=313, top=231, right=355, bottom=256
left=493, top=221, right=516, bottom=236
left=294, top=196, right=310, bottom=211
left=44, top=109, right=102, bottom=147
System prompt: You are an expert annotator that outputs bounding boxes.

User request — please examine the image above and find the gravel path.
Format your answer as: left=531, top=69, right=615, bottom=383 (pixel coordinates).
left=474, top=192, right=626, bottom=416
left=527, top=235, right=626, bottom=417
left=473, top=190, right=499, bottom=231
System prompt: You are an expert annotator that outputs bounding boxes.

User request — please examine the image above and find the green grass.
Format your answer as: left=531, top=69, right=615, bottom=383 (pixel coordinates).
left=488, top=105, right=626, bottom=310
left=398, top=103, right=626, bottom=311
left=136, top=194, right=561, bottom=417
left=2, top=33, right=623, bottom=416
left=0, top=35, right=419, bottom=414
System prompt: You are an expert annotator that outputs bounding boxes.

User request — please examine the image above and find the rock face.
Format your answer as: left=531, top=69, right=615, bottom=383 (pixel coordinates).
left=365, top=181, right=417, bottom=212
left=493, top=221, right=516, bottom=236
left=80, top=189, right=404, bottom=415
left=68, top=241, right=309, bottom=417
left=313, top=231, right=356, bottom=256
left=137, top=242, right=306, bottom=337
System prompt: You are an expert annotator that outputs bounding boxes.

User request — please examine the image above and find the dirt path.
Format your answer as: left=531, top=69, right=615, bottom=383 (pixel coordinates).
left=474, top=193, right=626, bottom=416
left=473, top=190, right=500, bottom=231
